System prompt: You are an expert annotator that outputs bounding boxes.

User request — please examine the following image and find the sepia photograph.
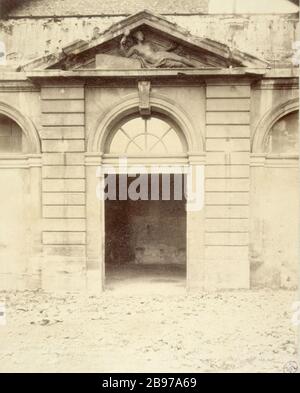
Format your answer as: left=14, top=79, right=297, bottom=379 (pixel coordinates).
left=0, top=0, right=299, bottom=376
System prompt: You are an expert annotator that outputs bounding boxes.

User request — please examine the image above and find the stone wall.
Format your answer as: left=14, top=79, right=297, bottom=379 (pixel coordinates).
left=105, top=190, right=186, bottom=267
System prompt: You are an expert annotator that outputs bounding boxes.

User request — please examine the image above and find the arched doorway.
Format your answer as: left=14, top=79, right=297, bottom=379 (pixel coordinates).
left=103, top=113, right=189, bottom=291
left=86, top=93, right=204, bottom=293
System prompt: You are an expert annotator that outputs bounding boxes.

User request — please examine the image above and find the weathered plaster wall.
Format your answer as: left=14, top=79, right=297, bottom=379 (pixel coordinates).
left=0, top=168, right=29, bottom=289
left=5, top=0, right=209, bottom=16
left=250, top=166, right=299, bottom=289
left=209, top=0, right=299, bottom=14
left=0, top=88, right=42, bottom=290
left=4, top=0, right=298, bottom=16
left=250, top=85, right=299, bottom=289
left=0, top=14, right=298, bottom=67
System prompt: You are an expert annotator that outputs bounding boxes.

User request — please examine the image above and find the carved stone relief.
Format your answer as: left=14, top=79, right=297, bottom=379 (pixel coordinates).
left=119, top=30, right=198, bottom=68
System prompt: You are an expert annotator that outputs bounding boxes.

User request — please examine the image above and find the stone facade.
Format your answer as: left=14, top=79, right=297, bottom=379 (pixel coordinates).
left=0, top=3, right=299, bottom=292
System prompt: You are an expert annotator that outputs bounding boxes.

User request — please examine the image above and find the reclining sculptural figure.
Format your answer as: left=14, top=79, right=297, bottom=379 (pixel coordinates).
left=120, top=30, right=197, bottom=68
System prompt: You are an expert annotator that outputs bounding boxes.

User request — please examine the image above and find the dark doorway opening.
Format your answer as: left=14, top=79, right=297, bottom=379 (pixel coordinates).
left=105, top=174, right=187, bottom=291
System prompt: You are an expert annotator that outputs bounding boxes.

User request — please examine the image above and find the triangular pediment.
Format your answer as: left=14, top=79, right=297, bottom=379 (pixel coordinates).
left=19, top=10, right=268, bottom=71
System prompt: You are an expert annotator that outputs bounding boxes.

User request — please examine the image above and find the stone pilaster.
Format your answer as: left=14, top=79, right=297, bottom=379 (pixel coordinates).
left=40, top=85, right=87, bottom=291
left=204, top=83, right=251, bottom=289
left=85, top=154, right=105, bottom=294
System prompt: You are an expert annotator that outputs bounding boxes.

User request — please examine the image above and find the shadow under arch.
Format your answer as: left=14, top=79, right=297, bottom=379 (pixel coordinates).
left=87, top=93, right=203, bottom=154
left=252, top=97, right=299, bottom=153
left=0, top=101, right=41, bottom=154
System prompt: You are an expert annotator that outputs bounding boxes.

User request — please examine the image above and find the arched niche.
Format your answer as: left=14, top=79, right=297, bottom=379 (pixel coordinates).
left=252, top=98, right=299, bottom=154
left=0, top=102, right=41, bottom=154
left=0, top=102, right=41, bottom=290
left=266, top=111, right=299, bottom=154
left=0, top=114, right=27, bottom=153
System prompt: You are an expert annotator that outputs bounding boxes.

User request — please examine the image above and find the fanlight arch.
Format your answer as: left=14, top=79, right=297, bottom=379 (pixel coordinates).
left=106, top=114, right=187, bottom=155
left=87, top=93, right=202, bottom=154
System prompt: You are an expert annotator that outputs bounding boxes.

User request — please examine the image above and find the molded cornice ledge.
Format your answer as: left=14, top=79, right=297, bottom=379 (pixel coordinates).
left=25, top=68, right=266, bottom=80
left=1, top=68, right=297, bottom=82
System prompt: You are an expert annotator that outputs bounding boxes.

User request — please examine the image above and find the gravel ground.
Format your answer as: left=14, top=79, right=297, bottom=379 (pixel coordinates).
left=0, top=289, right=298, bottom=373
